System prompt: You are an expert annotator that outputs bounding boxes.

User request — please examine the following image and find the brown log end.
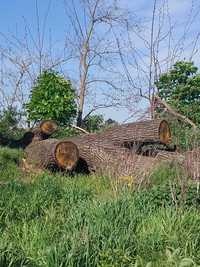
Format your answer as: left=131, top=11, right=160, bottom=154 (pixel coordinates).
left=40, top=120, right=58, bottom=135
left=55, top=141, right=79, bottom=171
left=159, top=120, right=171, bottom=144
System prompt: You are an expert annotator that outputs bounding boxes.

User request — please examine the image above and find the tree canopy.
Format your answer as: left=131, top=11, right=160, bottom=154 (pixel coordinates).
left=156, top=61, right=200, bottom=125
left=26, top=70, right=77, bottom=125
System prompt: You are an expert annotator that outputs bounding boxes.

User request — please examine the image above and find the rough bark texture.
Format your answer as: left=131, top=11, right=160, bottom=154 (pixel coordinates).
left=67, top=119, right=171, bottom=152
left=25, top=139, right=79, bottom=171
left=61, top=135, right=193, bottom=182
left=74, top=144, right=182, bottom=179
left=62, top=136, right=180, bottom=176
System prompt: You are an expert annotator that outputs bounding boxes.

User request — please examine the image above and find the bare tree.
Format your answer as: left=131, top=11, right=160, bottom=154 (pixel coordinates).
left=116, top=0, right=200, bottom=120
left=0, top=0, right=72, bottom=121
left=64, top=0, right=132, bottom=126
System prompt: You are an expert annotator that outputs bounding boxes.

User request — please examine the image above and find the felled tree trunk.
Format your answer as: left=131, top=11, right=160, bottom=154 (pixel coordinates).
left=67, top=119, right=171, bottom=152
left=61, top=133, right=191, bottom=181
left=0, top=120, right=58, bottom=149
left=62, top=135, right=179, bottom=175
left=73, top=143, right=181, bottom=179
left=73, top=144, right=199, bottom=181
left=25, top=139, right=79, bottom=171
left=101, top=119, right=172, bottom=145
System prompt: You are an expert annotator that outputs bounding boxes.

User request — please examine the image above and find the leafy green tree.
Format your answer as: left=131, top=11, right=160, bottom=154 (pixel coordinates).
left=156, top=61, right=200, bottom=125
left=82, top=115, right=118, bottom=132
left=26, top=70, right=77, bottom=125
left=104, top=118, right=118, bottom=128
left=83, top=114, right=104, bottom=132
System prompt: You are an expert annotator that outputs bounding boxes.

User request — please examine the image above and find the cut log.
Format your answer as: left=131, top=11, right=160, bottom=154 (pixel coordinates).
left=31, top=120, right=58, bottom=142
left=64, top=135, right=189, bottom=181
left=25, top=139, right=79, bottom=171
left=40, top=120, right=58, bottom=135
left=72, top=143, right=181, bottom=179
left=66, top=119, right=171, bottom=151
left=62, top=136, right=178, bottom=175
left=0, top=120, right=58, bottom=149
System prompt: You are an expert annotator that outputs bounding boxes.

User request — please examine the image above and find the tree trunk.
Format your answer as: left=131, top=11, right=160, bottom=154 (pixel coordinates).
left=68, top=119, right=171, bottom=151
left=73, top=143, right=184, bottom=179
left=77, top=110, right=83, bottom=127
left=25, top=139, right=79, bottom=171
left=62, top=135, right=179, bottom=176
left=76, top=144, right=200, bottom=181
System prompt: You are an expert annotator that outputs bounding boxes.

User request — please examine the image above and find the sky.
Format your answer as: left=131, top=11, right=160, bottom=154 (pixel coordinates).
left=0, top=0, right=199, bottom=123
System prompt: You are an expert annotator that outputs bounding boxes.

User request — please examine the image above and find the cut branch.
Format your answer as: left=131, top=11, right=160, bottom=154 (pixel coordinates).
left=154, top=95, right=197, bottom=129
left=70, top=124, right=89, bottom=134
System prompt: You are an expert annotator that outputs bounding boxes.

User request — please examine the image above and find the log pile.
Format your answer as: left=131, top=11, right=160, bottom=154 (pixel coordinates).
left=1, top=118, right=200, bottom=181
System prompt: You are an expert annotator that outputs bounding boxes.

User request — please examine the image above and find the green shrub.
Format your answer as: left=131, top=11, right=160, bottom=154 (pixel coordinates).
left=25, top=70, right=77, bottom=125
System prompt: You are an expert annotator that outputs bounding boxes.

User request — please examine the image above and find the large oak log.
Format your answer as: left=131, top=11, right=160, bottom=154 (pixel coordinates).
left=0, top=120, right=58, bottom=149
left=72, top=143, right=181, bottom=178
left=66, top=120, right=171, bottom=152
left=60, top=136, right=180, bottom=176
left=101, top=119, right=171, bottom=145
left=74, top=144, right=200, bottom=181
left=25, top=139, right=79, bottom=171
left=58, top=136, right=191, bottom=181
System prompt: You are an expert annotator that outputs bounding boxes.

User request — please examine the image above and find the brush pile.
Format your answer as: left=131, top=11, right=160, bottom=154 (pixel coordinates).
left=1, top=119, right=200, bottom=180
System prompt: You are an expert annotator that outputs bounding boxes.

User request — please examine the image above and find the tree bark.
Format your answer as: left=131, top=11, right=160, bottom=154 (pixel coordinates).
left=72, top=142, right=200, bottom=181
left=67, top=119, right=171, bottom=151
left=72, top=142, right=184, bottom=179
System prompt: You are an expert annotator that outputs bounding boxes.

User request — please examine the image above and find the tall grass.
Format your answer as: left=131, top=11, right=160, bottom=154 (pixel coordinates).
left=0, top=147, right=200, bottom=266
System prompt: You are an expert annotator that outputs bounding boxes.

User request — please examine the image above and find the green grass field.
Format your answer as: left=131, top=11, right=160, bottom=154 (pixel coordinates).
left=0, top=147, right=200, bottom=266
